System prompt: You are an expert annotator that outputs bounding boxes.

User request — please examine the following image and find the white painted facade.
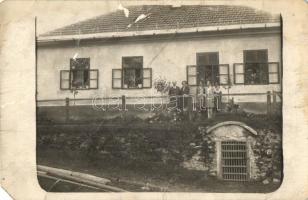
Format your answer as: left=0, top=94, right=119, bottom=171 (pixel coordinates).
left=37, top=27, right=281, bottom=106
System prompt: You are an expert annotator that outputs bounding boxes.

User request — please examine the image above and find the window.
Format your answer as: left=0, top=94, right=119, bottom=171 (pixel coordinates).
left=70, top=58, right=90, bottom=89
left=60, top=58, right=98, bottom=90
left=244, top=50, right=268, bottom=84
left=123, top=56, right=143, bottom=88
left=197, top=52, right=219, bottom=84
left=187, top=52, right=229, bottom=86
left=234, top=50, right=280, bottom=85
left=221, top=141, right=248, bottom=181
left=112, top=56, right=152, bottom=89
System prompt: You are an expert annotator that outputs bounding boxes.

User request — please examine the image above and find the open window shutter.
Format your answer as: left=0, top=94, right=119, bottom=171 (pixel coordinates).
left=112, top=69, right=122, bottom=89
left=187, top=65, right=197, bottom=86
left=89, top=69, right=99, bottom=89
left=234, top=64, right=244, bottom=84
left=142, top=68, right=152, bottom=88
left=60, top=70, right=70, bottom=90
left=268, top=63, right=279, bottom=84
left=219, top=65, right=229, bottom=85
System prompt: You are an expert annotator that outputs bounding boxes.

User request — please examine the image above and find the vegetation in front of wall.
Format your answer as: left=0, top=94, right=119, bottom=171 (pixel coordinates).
left=38, top=113, right=281, bottom=174
left=38, top=125, right=198, bottom=166
left=37, top=109, right=282, bottom=163
left=37, top=109, right=282, bottom=192
left=252, top=129, right=282, bottom=183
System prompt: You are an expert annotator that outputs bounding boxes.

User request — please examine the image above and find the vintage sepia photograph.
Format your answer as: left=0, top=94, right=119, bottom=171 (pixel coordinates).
left=35, top=3, right=283, bottom=193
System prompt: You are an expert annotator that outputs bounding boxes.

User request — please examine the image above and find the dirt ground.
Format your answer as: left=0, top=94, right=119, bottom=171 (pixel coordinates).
left=37, top=147, right=281, bottom=193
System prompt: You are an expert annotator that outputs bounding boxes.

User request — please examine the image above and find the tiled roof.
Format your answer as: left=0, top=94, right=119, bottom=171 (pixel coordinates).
left=41, top=5, right=280, bottom=37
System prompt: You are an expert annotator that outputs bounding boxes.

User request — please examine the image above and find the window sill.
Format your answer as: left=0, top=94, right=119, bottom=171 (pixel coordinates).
left=113, top=87, right=152, bottom=90
left=233, top=83, right=279, bottom=86
left=60, top=88, right=98, bottom=90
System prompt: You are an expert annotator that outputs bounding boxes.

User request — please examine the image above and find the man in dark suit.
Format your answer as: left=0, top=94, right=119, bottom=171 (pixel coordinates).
left=168, top=81, right=181, bottom=111
left=180, top=81, right=190, bottom=111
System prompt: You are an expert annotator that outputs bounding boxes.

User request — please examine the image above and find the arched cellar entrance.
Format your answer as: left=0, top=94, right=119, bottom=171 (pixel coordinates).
left=205, top=121, right=258, bottom=182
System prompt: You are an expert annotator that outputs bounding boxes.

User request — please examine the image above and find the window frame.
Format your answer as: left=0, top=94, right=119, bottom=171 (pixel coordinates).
left=243, top=49, right=269, bottom=85
left=233, top=62, right=280, bottom=85
left=196, top=52, right=219, bottom=85
left=112, top=56, right=152, bottom=90
left=244, top=62, right=269, bottom=85
left=196, top=52, right=219, bottom=66
left=233, top=49, right=280, bottom=85
left=60, top=57, right=99, bottom=90
left=122, top=67, right=143, bottom=89
left=187, top=64, right=230, bottom=86
left=121, top=56, right=144, bottom=89
left=70, top=57, right=90, bottom=90
left=196, top=64, right=230, bottom=86
left=194, top=52, right=229, bottom=86
left=111, top=68, right=152, bottom=89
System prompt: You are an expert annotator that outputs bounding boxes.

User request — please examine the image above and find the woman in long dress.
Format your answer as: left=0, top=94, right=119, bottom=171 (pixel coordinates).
left=180, top=81, right=190, bottom=111
left=214, top=83, right=222, bottom=112
left=197, top=81, right=206, bottom=111
left=206, top=81, right=215, bottom=118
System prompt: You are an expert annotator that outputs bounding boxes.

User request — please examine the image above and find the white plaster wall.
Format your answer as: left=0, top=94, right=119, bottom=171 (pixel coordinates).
left=37, top=32, right=281, bottom=103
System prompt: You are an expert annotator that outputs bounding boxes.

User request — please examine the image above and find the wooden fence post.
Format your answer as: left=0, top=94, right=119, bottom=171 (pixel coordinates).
left=187, top=96, right=193, bottom=121
left=65, top=97, right=70, bottom=122
left=272, top=91, right=277, bottom=112
left=218, top=92, right=222, bottom=111
left=267, top=91, right=271, bottom=117
left=121, top=95, right=126, bottom=111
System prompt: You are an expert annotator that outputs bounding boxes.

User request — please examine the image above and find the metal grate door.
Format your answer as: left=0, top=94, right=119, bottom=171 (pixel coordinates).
left=221, top=141, right=248, bottom=181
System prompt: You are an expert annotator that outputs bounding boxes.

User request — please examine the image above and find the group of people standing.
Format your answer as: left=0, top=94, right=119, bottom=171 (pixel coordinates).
left=168, top=81, right=190, bottom=111
left=197, top=80, right=222, bottom=118
left=167, top=80, right=222, bottom=118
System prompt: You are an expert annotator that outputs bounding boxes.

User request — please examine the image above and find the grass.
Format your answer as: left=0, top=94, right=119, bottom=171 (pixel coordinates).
left=37, top=147, right=281, bottom=193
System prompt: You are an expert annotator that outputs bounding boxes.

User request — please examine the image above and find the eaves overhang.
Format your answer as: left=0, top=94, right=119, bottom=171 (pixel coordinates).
left=37, top=22, right=281, bottom=45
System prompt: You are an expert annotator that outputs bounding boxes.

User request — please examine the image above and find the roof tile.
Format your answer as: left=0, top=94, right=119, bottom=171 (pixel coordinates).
left=41, top=5, right=280, bottom=37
